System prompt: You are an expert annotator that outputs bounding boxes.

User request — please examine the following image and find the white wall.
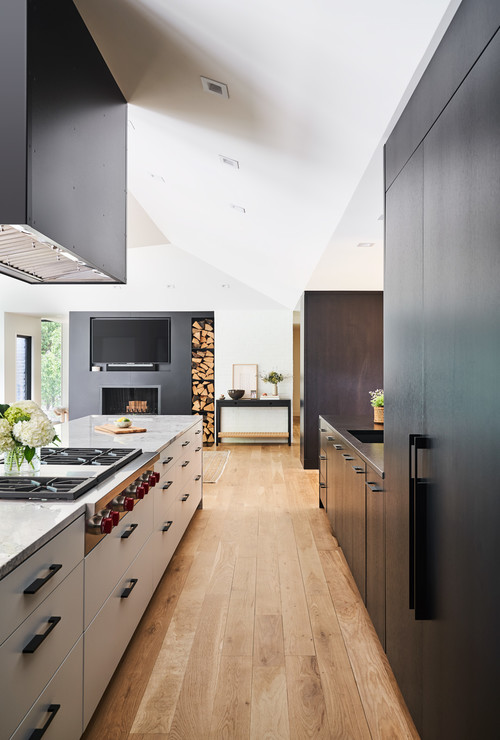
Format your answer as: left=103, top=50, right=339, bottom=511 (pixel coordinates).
left=215, top=309, right=293, bottom=441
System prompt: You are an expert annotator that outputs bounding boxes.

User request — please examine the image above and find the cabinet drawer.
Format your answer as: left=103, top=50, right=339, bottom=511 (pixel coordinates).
left=0, top=562, right=83, bottom=739
left=11, top=637, right=83, bottom=740
left=366, top=470, right=385, bottom=648
left=84, top=537, right=154, bottom=728
left=152, top=497, right=181, bottom=588
left=0, top=515, right=84, bottom=646
left=84, top=493, right=153, bottom=627
left=177, top=478, right=202, bottom=529
left=154, top=473, right=182, bottom=526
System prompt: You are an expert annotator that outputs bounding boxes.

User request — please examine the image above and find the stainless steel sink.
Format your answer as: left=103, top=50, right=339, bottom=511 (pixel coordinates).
left=347, top=429, right=384, bottom=444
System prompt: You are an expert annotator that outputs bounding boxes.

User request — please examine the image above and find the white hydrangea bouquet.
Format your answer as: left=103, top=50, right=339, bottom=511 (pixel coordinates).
left=0, top=401, right=59, bottom=475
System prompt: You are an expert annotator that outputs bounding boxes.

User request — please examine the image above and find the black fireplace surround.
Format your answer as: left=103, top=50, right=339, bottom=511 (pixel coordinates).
left=100, top=387, right=160, bottom=415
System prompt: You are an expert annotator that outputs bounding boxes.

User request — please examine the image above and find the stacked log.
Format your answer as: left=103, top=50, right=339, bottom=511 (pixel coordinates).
left=192, top=318, right=215, bottom=444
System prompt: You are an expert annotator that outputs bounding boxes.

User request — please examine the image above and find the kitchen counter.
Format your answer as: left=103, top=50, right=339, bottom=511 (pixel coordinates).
left=0, top=414, right=201, bottom=580
left=320, top=415, right=384, bottom=477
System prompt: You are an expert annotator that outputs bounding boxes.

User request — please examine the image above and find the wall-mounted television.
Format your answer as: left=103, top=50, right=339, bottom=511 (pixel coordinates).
left=91, top=317, right=171, bottom=365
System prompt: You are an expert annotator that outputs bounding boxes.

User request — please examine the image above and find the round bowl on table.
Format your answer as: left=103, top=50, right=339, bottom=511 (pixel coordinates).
left=227, top=389, right=245, bottom=400
left=115, top=419, right=132, bottom=428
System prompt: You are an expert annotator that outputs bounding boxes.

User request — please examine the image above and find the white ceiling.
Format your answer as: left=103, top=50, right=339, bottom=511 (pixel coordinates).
left=73, top=0, right=460, bottom=309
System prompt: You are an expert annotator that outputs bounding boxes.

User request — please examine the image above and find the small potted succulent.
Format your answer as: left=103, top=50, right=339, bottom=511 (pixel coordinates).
left=369, top=389, right=384, bottom=424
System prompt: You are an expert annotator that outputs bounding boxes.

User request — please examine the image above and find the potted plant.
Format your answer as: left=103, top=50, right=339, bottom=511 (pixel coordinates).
left=0, top=400, right=59, bottom=475
left=369, top=389, right=384, bottom=424
left=261, top=370, right=285, bottom=396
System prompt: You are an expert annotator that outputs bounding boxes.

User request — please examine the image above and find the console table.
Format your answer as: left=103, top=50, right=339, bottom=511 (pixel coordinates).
left=216, top=398, right=292, bottom=445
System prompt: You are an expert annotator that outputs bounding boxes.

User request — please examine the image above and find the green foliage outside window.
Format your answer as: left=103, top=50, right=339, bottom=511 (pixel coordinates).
left=41, top=321, right=62, bottom=418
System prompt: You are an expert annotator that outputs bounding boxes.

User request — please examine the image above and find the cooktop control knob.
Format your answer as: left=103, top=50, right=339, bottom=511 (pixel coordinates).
left=148, top=472, right=156, bottom=487
left=109, top=510, right=120, bottom=526
left=124, top=496, right=134, bottom=511
left=101, top=516, right=114, bottom=534
left=153, top=471, right=160, bottom=483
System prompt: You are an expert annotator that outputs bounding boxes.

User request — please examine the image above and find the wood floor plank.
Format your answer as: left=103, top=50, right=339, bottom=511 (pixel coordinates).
left=285, top=655, right=331, bottom=739
left=209, top=655, right=252, bottom=739
left=320, top=549, right=420, bottom=740
left=251, top=665, right=290, bottom=740
left=278, top=548, right=315, bottom=656
left=256, top=511, right=281, bottom=615
left=223, top=557, right=256, bottom=656
left=253, top=613, right=284, bottom=667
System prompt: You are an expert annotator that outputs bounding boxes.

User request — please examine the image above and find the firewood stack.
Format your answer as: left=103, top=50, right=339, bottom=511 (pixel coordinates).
left=191, top=318, right=215, bottom=445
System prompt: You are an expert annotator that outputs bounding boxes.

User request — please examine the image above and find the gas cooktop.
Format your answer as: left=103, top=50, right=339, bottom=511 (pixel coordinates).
left=0, top=446, right=142, bottom=501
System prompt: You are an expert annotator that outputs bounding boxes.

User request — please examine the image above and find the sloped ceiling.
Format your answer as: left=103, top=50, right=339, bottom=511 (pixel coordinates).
left=74, top=0, right=459, bottom=308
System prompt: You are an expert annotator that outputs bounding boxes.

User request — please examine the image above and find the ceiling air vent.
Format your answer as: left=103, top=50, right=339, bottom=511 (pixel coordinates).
left=219, top=155, right=239, bottom=168
left=201, top=76, right=229, bottom=98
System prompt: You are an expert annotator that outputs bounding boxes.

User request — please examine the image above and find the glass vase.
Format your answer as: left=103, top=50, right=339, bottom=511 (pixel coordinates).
left=3, top=446, right=41, bottom=476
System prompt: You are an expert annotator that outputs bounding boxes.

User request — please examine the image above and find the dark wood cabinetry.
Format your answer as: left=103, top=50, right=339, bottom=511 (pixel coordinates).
left=300, top=292, right=383, bottom=469
left=384, top=3, right=500, bottom=735
left=365, top=468, right=385, bottom=649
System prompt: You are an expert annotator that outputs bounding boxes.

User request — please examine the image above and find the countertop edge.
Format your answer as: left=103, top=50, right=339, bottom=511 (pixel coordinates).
left=320, top=415, right=384, bottom=477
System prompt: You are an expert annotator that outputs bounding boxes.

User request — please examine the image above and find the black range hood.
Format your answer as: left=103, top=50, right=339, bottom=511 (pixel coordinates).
left=0, top=0, right=127, bottom=284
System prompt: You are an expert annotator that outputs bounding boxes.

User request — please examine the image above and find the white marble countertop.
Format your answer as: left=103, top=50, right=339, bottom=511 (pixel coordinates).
left=0, top=414, right=201, bottom=580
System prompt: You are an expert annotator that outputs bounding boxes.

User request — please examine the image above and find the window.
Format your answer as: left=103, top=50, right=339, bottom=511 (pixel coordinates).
left=41, top=320, right=62, bottom=419
left=16, top=335, right=32, bottom=401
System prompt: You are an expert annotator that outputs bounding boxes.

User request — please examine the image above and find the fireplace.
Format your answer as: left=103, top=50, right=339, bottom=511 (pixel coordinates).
left=100, top=386, right=160, bottom=415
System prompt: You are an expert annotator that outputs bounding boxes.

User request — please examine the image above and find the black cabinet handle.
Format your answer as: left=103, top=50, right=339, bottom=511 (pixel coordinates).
left=195, top=475, right=201, bottom=481
left=333, top=444, right=343, bottom=450
left=182, top=460, right=190, bottom=467
left=162, top=456, right=173, bottom=465
left=162, top=521, right=173, bottom=532
left=182, top=440, right=190, bottom=447
left=195, top=446, right=202, bottom=452
left=352, top=465, right=364, bottom=473
left=163, top=481, right=173, bottom=490
left=409, top=434, right=431, bottom=618
left=29, top=704, right=61, bottom=739
left=181, top=494, right=190, bottom=502
left=121, top=578, right=138, bottom=598
left=319, top=482, right=326, bottom=488
left=319, top=455, right=326, bottom=460
left=320, top=428, right=326, bottom=432
left=327, top=436, right=335, bottom=441
left=342, top=455, right=354, bottom=461
left=366, top=481, right=383, bottom=492
left=24, top=564, right=62, bottom=595
left=121, top=523, right=138, bottom=539
left=23, top=616, right=61, bottom=653
left=195, top=429, right=202, bottom=434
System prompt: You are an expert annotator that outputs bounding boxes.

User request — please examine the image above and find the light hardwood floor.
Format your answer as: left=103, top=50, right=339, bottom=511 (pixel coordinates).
left=83, top=433, right=419, bottom=740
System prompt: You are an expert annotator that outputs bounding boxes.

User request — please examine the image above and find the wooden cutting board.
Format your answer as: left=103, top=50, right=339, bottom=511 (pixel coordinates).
left=94, top=424, right=147, bottom=435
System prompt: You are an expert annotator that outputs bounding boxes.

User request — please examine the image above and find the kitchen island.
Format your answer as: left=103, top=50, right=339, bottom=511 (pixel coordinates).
left=0, top=414, right=202, bottom=740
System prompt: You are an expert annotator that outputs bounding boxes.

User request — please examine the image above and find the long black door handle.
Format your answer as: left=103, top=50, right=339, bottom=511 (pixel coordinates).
left=23, top=616, right=61, bottom=653
left=409, top=434, right=431, bottom=618
left=24, top=564, right=62, bottom=594
left=29, top=704, right=61, bottom=739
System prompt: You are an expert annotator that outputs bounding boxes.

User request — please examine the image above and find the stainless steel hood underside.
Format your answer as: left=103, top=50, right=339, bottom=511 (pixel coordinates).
left=0, top=0, right=127, bottom=285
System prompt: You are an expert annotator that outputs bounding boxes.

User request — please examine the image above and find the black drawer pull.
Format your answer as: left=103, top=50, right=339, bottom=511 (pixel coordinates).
left=195, top=429, right=202, bottom=434
left=162, top=481, right=173, bottom=490
left=319, top=455, right=326, bottom=460
left=162, top=521, right=173, bottom=532
left=333, top=444, right=343, bottom=450
left=23, top=616, right=61, bottom=654
left=121, top=523, right=138, bottom=539
left=182, top=440, right=190, bottom=447
left=29, top=703, right=61, bottom=740
left=327, top=436, right=334, bottom=441
left=319, top=482, right=326, bottom=488
left=162, top=456, right=173, bottom=465
left=24, top=564, right=62, bottom=595
left=366, top=481, right=383, bottom=492
left=320, top=428, right=326, bottom=432
left=342, top=455, right=354, bottom=461
left=121, top=578, right=138, bottom=598
left=182, top=460, right=190, bottom=467
left=195, top=446, right=202, bottom=452
left=195, top=475, right=202, bottom=481
left=181, top=494, right=190, bottom=502
left=352, top=466, right=364, bottom=473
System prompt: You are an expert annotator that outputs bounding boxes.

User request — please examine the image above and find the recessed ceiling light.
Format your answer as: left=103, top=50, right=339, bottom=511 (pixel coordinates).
left=221, top=284, right=230, bottom=288
left=357, top=242, right=375, bottom=248
left=201, top=76, right=229, bottom=98
left=230, top=204, right=246, bottom=213
left=219, top=155, right=239, bottom=169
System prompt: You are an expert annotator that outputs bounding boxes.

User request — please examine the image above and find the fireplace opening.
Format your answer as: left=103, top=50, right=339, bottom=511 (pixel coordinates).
left=101, top=386, right=160, bottom=415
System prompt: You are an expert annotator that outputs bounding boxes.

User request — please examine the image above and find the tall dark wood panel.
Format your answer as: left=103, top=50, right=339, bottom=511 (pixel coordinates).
left=300, top=291, right=383, bottom=469
left=384, top=2, right=500, bottom=736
